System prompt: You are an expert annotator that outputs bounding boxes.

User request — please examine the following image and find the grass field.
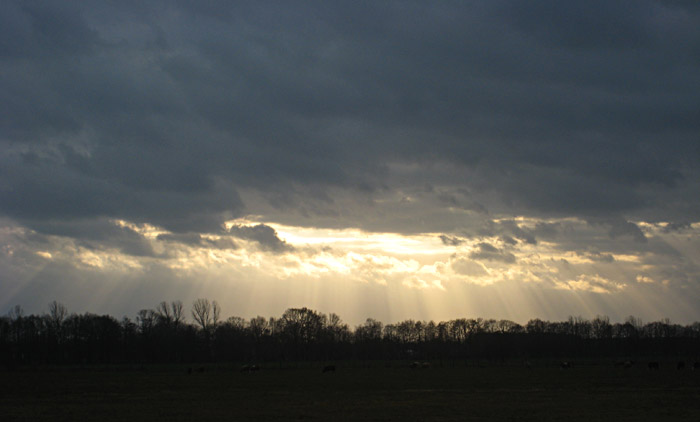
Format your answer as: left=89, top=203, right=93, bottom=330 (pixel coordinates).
left=1, top=361, right=699, bottom=421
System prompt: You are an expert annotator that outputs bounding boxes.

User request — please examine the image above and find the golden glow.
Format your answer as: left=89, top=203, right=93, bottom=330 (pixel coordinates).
left=76, top=247, right=144, bottom=270
left=555, top=274, right=625, bottom=294
left=112, top=219, right=168, bottom=239
left=636, top=275, right=654, bottom=284
left=5, top=216, right=699, bottom=324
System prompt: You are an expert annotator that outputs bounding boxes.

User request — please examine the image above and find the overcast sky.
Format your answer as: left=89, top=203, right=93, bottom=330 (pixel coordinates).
left=2, top=0, right=699, bottom=325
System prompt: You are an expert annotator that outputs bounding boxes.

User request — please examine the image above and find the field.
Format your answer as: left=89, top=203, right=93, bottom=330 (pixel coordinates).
left=1, top=361, right=699, bottom=421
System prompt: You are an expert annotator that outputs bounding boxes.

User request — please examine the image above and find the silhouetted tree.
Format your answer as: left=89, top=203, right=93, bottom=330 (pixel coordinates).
left=136, top=309, right=156, bottom=335
left=7, top=305, right=24, bottom=321
left=355, top=318, right=383, bottom=342
left=191, top=298, right=220, bottom=334
left=171, top=300, right=185, bottom=327
left=1, top=303, right=699, bottom=366
left=155, top=300, right=185, bottom=328
left=47, top=301, right=68, bottom=331
left=591, top=315, right=612, bottom=339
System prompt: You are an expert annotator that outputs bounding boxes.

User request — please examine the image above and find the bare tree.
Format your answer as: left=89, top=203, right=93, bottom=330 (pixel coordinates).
left=325, top=313, right=349, bottom=342
left=212, top=300, right=221, bottom=327
left=137, top=309, right=156, bottom=334
left=7, top=304, right=24, bottom=321
left=171, top=300, right=184, bottom=326
left=281, top=307, right=324, bottom=344
left=47, top=301, right=68, bottom=328
left=156, top=301, right=173, bottom=325
left=192, top=298, right=220, bottom=333
left=496, top=319, right=522, bottom=334
left=155, top=301, right=185, bottom=329
left=226, top=316, right=246, bottom=329
left=591, top=315, right=612, bottom=339
left=192, top=299, right=211, bottom=330
left=46, top=301, right=68, bottom=342
left=355, top=318, right=383, bottom=342
left=449, top=319, right=469, bottom=342
left=249, top=316, right=269, bottom=340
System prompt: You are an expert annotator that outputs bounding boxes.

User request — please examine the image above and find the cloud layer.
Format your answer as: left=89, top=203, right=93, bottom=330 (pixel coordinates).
left=1, top=1, right=699, bottom=323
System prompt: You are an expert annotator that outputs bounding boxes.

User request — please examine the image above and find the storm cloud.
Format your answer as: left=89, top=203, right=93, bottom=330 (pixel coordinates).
left=1, top=1, right=699, bottom=323
left=2, top=0, right=699, bottom=235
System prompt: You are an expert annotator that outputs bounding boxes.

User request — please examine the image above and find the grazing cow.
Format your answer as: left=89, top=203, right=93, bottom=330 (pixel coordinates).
left=677, top=361, right=685, bottom=370
left=648, top=362, right=660, bottom=370
left=322, top=365, right=336, bottom=373
left=560, top=361, right=571, bottom=369
left=624, top=361, right=634, bottom=369
left=421, top=362, right=431, bottom=369
left=694, top=362, right=700, bottom=371
left=409, top=361, right=420, bottom=369
left=524, top=361, right=532, bottom=369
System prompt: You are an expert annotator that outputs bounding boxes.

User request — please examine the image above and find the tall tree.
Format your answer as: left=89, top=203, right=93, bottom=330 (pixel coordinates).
left=47, top=301, right=68, bottom=333
left=191, top=298, right=220, bottom=333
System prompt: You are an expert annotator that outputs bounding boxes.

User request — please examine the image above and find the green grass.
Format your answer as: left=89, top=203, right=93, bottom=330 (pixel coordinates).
left=1, top=362, right=699, bottom=421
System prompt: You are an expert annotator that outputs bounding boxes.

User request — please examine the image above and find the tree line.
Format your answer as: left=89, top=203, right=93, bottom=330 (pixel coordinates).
left=1, top=300, right=699, bottom=366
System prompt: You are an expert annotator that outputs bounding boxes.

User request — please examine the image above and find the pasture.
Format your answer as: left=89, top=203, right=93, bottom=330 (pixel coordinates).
left=1, top=361, right=699, bottom=421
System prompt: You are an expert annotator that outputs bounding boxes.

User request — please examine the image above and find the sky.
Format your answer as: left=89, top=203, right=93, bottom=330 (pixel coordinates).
left=2, top=0, right=700, bottom=326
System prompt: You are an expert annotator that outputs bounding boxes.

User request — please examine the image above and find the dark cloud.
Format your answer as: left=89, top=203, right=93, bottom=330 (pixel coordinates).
left=454, top=219, right=540, bottom=245
left=532, top=222, right=562, bottom=240
left=0, top=2, right=98, bottom=59
left=662, top=221, right=692, bottom=233
left=577, top=250, right=616, bottom=263
left=500, top=236, right=518, bottom=246
left=497, top=220, right=537, bottom=245
left=498, top=0, right=655, bottom=51
left=451, top=256, right=488, bottom=277
left=0, top=146, right=243, bottom=233
left=0, top=0, right=699, bottom=241
left=439, top=235, right=465, bottom=246
left=468, top=242, right=516, bottom=264
left=228, top=224, right=291, bottom=253
left=602, top=219, right=648, bottom=243
left=25, top=219, right=158, bottom=257
left=156, top=233, right=238, bottom=250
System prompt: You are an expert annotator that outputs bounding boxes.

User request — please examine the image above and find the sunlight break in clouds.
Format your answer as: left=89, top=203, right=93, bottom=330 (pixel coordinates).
left=2, top=214, right=699, bottom=324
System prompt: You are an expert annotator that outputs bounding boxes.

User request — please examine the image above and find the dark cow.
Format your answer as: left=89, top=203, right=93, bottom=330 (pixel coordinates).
left=409, top=361, right=420, bottom=369
left=648, top=362, right=660, bottom=370
left=560, top=361, right=572, bottom=369
left=322, top=365, right=336, bottom=373
left=624, top=361, right=634, bottom=369
left=677, top=361, right=685, bottom=370
left=694, top=362, right=700, bottom=371
left=421, top=362, right=431, bottom=369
